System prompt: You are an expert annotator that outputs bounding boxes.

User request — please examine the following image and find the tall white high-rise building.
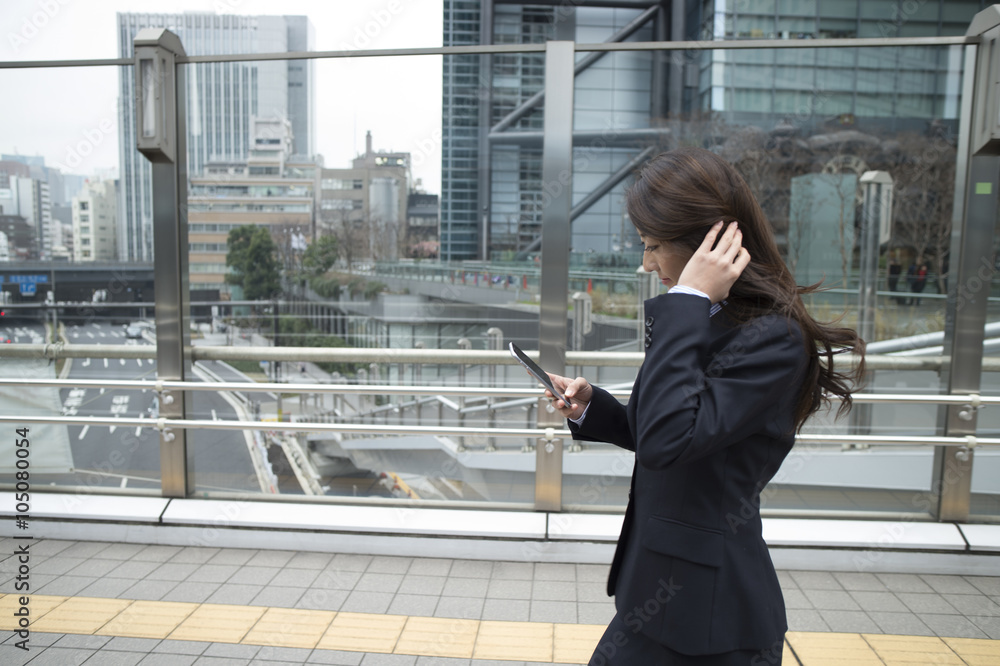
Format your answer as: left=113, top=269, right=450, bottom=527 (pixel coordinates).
left=116, top=12, right=315, bottom=262
left=72, top=180, right=118, bottom=262
left=0, top=175, right=52, bottom=259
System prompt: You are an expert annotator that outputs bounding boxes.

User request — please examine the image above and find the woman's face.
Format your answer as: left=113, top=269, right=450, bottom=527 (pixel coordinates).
left=639, top=234, right=694, bottom=288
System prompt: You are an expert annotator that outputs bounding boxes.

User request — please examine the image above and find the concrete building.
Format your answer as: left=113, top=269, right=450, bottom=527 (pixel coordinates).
left=406, top=190, right=440, bottom=257
left=72, top=180, right=118, bottom=262
left=0, top=215, right=36, bottom=261
left=319, top=131, right=409, bottom=264
left=0, top=175, right=53, bottom=260
left=188, top=117, right=319, bottom=296
left=116, top=12, right=315, bottom=263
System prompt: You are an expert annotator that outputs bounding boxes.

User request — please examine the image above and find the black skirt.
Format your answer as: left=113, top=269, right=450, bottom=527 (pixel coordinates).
left=588, top=613, right=784, bottom=666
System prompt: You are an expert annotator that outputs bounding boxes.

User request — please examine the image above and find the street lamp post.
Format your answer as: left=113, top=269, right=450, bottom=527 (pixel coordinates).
left=133, top=28, right=191, bottom=498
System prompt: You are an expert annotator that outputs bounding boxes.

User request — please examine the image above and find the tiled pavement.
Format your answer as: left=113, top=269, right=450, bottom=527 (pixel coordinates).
left=0, top=538, right=997, bottom=664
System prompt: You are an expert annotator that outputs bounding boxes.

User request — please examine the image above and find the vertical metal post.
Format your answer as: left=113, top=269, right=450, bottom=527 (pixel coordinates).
left=535, top=41, right=575, bottom=512
left=477, top=0, right=494, bottom=261
left=935, top=9, right=1000, bottom=522
left=133, top=29, right=190, bottom=498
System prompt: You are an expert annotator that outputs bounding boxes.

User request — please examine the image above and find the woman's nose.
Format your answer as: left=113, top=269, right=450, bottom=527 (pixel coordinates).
left=642, top=253, right=655, bottom=273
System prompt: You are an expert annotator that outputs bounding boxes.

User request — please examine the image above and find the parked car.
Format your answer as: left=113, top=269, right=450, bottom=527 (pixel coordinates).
left=125, top=325, right=144, bottom=339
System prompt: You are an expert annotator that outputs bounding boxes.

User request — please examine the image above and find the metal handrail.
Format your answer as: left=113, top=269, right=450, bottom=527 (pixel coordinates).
left=0, top=36, right=978, bottom=69
left=0, top=376, right=995, bottom=406
left=0, top=415, right=994, bottom=448
left=0, top=343, right=987, bottom=371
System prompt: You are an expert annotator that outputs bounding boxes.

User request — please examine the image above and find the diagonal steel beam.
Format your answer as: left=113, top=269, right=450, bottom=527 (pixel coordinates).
left=490, top=4, right=660, bottom=134
left=517, top=145, right=657, bottom=258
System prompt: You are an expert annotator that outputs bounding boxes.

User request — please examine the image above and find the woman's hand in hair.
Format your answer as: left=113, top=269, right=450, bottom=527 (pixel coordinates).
left=676, top=220, right=751, bottom=304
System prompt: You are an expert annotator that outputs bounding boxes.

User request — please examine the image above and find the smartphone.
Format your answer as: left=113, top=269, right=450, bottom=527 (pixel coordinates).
left=509, top=342, right=572, bottom=407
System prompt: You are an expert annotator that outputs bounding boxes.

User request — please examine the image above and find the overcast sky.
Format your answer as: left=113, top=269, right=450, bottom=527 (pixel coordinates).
left=0, top=0, right=445, bottom=193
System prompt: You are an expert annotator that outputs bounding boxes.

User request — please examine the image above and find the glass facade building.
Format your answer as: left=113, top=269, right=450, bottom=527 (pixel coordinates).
left=116, top=13, right=315, bottom=262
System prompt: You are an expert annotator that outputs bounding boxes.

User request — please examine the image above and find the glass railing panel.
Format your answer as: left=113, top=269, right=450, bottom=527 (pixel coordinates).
left=561, top=43, right=966, bottom=516
left=0, top=63, right=164, bottom=493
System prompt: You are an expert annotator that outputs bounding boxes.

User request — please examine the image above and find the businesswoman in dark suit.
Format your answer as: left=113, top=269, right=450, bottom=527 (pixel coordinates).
left=545, top=147, right=864, bottom=664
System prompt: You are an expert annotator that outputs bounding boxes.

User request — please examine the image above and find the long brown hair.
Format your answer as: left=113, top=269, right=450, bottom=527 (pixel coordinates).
left=625, top=146, right=864, bottom=430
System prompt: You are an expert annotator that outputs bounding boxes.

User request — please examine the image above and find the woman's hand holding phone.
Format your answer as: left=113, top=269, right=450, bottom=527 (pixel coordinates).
left=676, top=221, right=751, bottom=304
left=543, top=373, right=592, bottom=421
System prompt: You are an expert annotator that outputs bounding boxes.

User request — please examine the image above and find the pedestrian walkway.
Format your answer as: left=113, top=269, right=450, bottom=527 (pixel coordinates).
left=1, top=538, right=998, bottom=665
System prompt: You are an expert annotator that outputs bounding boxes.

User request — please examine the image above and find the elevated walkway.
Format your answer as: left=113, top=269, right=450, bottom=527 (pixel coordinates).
left=1, top=494, right=998, bottom=664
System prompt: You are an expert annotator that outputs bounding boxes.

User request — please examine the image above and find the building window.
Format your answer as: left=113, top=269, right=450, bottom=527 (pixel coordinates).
left=81, top=238, right=90, bottom=246
left=322, top=178, right=364, bottom=190
left=80, top=214, right=89, bottom=222
left=80, top=202, right=89, bottom=211
left=322, top=199, right=364, bottom=210
left=80, top=226, right=90, bottom=234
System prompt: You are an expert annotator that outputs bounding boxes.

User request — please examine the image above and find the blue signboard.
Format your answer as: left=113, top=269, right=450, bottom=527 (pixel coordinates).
left=19, top=283, right=36, bottom=296
left=1, top=275, right=48, bottom=286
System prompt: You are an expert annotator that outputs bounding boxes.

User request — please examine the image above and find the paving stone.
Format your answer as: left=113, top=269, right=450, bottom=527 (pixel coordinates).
left=534, top=563, right=575, bottom=582
left=789, top=571, right=842, bottom=590
left=138, top=655, right=198, bottom=665
left=532, top=580, right=575, bottom=602
left=313, top=569, right=361, bottom=590
left=406, top=559, right=453, bottom=577
left=22, top=646, right=94, bottom=665
left=253, top=646, right=313, bottom=662
left=161, top=582, right=222, bottom=603
left=941, top=593, right=1000, bottom=616
left=0, top=644, right=34, bottom=666
left=530, top=600, right=576, bottom=623
left=832, top=571, right=888, bottom=591
left=491, top=562, right=533, bottom=581
left=964, top=576, right=1000, bottom=596
left=245, top=551, right=296, bottom=568
left=295, top=587, right=349, bottom=612
left=969, top=614, right=1000, bottom=639
left=785, top=609, right=829, bottom=632
left=920, top=574, right=982, bottom=595
left=366, top=556, right=412, bottom=574
left=227, top=566, right=280, bottom=586
left=133, top=545, right=184, bottom=562
left=802, top=589, right=861, bottom=611
left=575, top=582, right=609, bottom=603
left=306, top=648, right=364, bottom=664
left=112, top=560, right=163, bottom=579
left=354, top=572, right=403, bottom=594
left=445, top=576, right=492, bottom=598
left=52, top=634, right=113, bottom=649
left=250, top=586, right=305, bottom=609
left=818, top=609, right=880, bottom=633
left=105, top=637, right=164, bottom=652
left=918, top=613, right=990, bottom=638
left=152, top=640, right=212, bottom=656
left=848, top=590, right=909, bottom=612
left=186, top=564, right=239, bottom=584
left=34, top=575, right=98, bottom=596
left=206, top=549, right=258, bottom=566
left=330, top=554, right=372, bottom=572
left=448, top=561, right=492, bottom=579
left=359, top=655, right=417, bottom=666
left=339, top=590, right=393, bottom=614
left=877, top=573, right=935, bottom=594
left=80, top=577, right=137, bottom=598
left=83, top=650, right=146, bottom=665
left=206, top=583, right=262, bottom=605
left=169, top=548, right=221, bottom=565
left=481, top=598, right=530, bottom=621
left=896, top=592, right=960, bottom=615
left=203, top=642, right=262, bottom=659
left=577, top=602, right=616, bottom=626
left=148, top=563, right=201, bottom=582
left=33, top=556, right=87, bottom=575
left=387, top=593, right=439, bottom=616
left=434, top=596, right=484, bottom=619
left=575, top=564, right=608, bottom=583
left=268, top=568, right=321, bottom=588
left=397, top=575, right=447, bottom=596
left=285, top=552, right=334, bottom=569
left=124, top=579, right=180, bottom=601
left=486, top=579, right=532, bottom=600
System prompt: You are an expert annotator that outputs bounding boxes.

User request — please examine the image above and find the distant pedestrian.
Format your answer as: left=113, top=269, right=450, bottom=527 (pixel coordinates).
left=888, top=257, right=901, bottom=304
left=912, top=263, right=928, bottom=306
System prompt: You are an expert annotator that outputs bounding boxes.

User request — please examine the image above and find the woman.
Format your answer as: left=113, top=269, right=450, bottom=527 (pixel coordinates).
left=545, top=147, right=864, bottom=664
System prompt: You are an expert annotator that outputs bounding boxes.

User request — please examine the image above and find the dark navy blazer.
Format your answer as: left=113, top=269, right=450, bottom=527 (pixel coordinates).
left=569, top=292, right=807, bottom=656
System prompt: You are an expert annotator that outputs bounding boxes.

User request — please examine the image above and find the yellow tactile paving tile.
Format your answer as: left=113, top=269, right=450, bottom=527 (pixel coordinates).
left=861, top=633, right=964, bottom=665
left=394, top=616, right=479, bottom=658
left=242, top=607, right=337, bottom=649
left=553, top=623, right=605, bottom=663
left=167, top=603, right=267, bottom=644
left=786, top=631, right=884, bottom=665
left=0, top=594, right=67, bottom=630
left=474, top=620, right=553, bottom=662
left=95, top=600, right=199, bottom=639
left=30, top=596, right=132, bottom=635
left=316, top=611, right=407, bottom=653
left=783, top=641, right=801, bottom=665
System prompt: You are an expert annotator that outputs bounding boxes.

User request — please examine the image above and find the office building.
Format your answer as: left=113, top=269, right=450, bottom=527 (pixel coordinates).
left=188, top=117, right=319, bottom=295
left=440, top=0, right=990, bottom=261
left=72, top=179, right=118, bottom=262
left=319, top=132, right=410, bottom=264
left=0, top=175, right=52, bottom=259
left=116, top=12, right=315, bottom=263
